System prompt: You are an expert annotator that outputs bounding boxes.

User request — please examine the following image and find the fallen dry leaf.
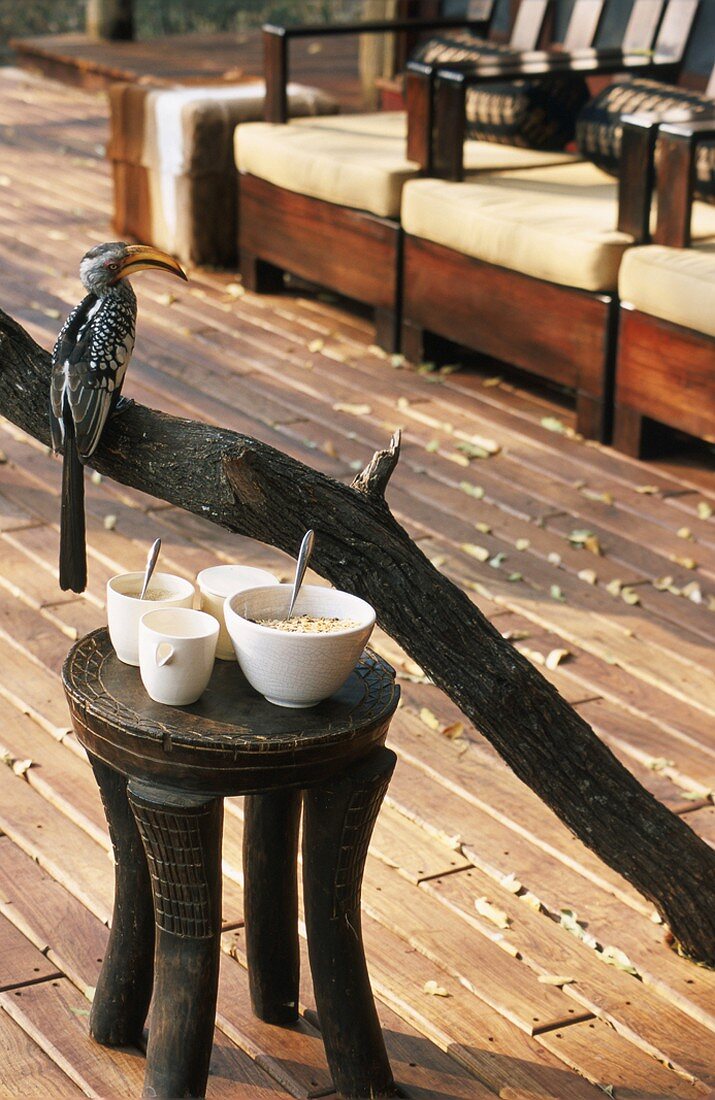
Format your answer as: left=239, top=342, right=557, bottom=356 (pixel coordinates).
left=621, top=587, right=640, bottom=606
left=418, top=707, right=441, bottom=732
left=677, top=527, right=693, bottom=541
left=474, top=522, right=492, bottom=534
left=502, top=629, right=530, bottom=641
left=445, top=451, right=471, bottom=468
left=538, top=974, right=575, bottom=986
left=635, top=485, right=659, bottom=494
left=482, top=376, right=503, bottom=387
left=681, top=582, right=703, bottom=605
left=515, top=538, right=530, bottom=551
left=520, top=647, right=545, bottom=665
left=545, top=648, right=570, bottom=670
left=697, top=501, right=713, bottom=520
left=601, top=945, right=639, bottom=977
left=103, top=514, right=117, bottom=531
left=456, top=442, right=490, bottom=460
left=606, top=579, right=623, bottom=597
left=441, top=721, right=465, bottom=741
left=332, top=402, right=371, bottom=416
left=541, top=416, right=566, bottom=434
left=12, top=758, right=33, bottom=777
left=459, top=483, right=485, bottom=499
left=423, top=980, right=450, bottom=997
left=225, top=282, right=245, bottom=297
left=672, top=556, right=698, bottom=570
left=475, top=897, right=511, bottom=929
left=461, top=543, right=490, bottom=562
left=578, top=568, right=597, bottom=585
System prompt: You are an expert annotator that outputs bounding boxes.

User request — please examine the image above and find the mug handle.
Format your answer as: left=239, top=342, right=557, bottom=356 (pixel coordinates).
left=155, top=642, right=174, bottom=667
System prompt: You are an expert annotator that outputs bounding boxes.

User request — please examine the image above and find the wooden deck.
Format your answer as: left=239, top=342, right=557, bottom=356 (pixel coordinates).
left=11, top=29, right=364, bottom=107
left=0, top=67, right=714, bottom=1099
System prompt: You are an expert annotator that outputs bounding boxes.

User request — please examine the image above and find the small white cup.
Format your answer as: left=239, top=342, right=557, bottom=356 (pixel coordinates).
left=138, top=608, right=219, bottom=706
left=196, top=565, right=279, bottom=661
left=107, top=571, right=196, bottom=666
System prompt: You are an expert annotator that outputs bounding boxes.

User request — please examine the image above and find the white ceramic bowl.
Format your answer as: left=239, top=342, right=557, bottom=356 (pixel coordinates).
left=224, top=584, right=376, bottom=708
left=107, top=571, right=195, bottom=666
left=196, top=564, right=279, bottom=661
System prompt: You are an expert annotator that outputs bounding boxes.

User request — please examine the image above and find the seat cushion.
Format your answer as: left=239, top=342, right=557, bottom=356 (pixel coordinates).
left=619, top=242, right=715, bottom=337
left=402, top=161, right=715, bottom=292
left=412, top=30, right=589, bottom=150
left=576, top=79, right=715, bottom=204
left=234, top=112, right=578, bottom=219
left=402, top=162, right=631, bottom=291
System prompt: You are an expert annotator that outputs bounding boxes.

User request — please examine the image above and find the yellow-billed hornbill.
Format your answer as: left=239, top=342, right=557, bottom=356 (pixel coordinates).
left=50, top=242, right=187, bottom=593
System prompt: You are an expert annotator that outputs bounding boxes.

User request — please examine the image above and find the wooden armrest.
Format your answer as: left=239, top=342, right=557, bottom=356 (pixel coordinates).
left=423, top=47, right=685, bottom=183
left=616, top=114, right=662, bottom=243
left=655, top=116, right=715, bottom=247
left=262, top=16, right=492, bottom=42
left=262, top=15, right=492, bottom=124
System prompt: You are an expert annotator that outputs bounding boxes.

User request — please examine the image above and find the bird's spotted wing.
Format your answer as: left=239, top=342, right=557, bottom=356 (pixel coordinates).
left=50, top=295, right=96, bottom=452
left=51, top=293, right=136, bottom=460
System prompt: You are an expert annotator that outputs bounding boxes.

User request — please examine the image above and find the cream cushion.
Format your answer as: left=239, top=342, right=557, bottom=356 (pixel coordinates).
left=619, top=242, right=715, bottom=338
left=401, top=162, right=715, bottom=292
left=234, top=111, right=579, bottom=219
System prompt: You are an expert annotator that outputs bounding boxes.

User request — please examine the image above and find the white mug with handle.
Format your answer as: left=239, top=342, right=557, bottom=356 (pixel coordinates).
left=139, top=608, right=219, bottom=706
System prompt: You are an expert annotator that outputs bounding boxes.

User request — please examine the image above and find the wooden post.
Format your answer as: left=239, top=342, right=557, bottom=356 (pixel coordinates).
left=86, top=0, right=135, bottom=41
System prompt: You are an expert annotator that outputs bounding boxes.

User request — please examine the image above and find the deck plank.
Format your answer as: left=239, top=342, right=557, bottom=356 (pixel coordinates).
left=0, top=1004, right=84, bottom=1097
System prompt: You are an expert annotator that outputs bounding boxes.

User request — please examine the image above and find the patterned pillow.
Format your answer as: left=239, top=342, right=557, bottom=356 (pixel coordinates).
left=576, top=79, right=715, bottom=204
left=411, top=30, right=589, bottom=150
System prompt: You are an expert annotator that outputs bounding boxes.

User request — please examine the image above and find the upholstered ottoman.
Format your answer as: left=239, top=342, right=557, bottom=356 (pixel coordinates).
left=107, top=81, right=338, bottom=267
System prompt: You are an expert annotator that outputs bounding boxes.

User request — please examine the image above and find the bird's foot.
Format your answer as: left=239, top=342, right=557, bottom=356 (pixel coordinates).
left=111, top=395, right=135, bottom=417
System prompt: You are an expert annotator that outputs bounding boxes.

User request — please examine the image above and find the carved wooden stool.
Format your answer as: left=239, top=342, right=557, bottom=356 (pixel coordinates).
left=63, top=628, right=400, bottom=1100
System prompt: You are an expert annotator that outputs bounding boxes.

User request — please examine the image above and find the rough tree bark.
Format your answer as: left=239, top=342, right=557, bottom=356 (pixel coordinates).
left=1, top=306, right=713, bottom=965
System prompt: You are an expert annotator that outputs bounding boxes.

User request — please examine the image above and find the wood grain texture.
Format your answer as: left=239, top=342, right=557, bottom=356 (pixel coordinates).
left=401, top=234, right=615, bottom=440
left=614, top=307, right=715, bottom=450
left=239, top=173, right=402, bottom=314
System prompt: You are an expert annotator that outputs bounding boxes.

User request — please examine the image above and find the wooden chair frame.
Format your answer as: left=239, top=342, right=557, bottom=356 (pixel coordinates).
left=613, top=117, right=715, bottom=456
left=240, top=11, right=495, bottom=352
left=399, top=4, right=701, bottom=441
left=400, top=110, right=668, bottom=443
left=240, top=2, right=581, bottom=351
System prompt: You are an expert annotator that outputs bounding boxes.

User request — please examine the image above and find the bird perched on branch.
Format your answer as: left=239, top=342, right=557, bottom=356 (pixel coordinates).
left=50, top=242, right=187, bottom=593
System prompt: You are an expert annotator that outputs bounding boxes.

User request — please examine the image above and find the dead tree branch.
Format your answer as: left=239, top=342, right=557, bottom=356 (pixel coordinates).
left=1, top=306, right=713, bottom=964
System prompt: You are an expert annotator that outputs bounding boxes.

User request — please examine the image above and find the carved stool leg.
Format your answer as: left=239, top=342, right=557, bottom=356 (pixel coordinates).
left=128, top=781, right=223, bottom=1100
left=243, top=790, right=301, bottom=1024
left=88, top=754, right=154, bottom=1047
left=302, top=747, right=397, bottom=1100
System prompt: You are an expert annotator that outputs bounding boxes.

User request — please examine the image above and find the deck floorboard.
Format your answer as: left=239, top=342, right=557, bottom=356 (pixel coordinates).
left=0, top=68, right=713, bottom=1099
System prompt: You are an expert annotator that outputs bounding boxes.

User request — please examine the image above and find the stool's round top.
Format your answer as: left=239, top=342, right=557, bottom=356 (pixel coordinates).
left=63, top=629, right=399, bottom=793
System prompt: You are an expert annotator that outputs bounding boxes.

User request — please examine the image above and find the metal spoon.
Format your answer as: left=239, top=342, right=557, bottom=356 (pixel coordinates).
left=139, top=538, right=162, bottom=600
left=286, top=529, right=315, bottom=619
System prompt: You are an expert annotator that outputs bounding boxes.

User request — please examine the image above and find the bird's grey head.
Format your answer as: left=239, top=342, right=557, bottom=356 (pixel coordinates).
left=79, top=241, right=187, bottom=296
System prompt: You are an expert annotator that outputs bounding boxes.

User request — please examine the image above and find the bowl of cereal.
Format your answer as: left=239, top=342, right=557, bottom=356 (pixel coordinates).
left=224, top=584, right=375, bottom=708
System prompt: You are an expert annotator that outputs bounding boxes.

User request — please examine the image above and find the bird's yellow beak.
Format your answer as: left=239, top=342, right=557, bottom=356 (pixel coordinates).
left=116, top=245, right=188, bottom=282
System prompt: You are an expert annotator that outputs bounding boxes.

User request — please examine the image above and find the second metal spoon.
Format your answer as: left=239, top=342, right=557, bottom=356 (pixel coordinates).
left=287, top=529, right=315, bottom=619
left=139, top=538, right=162, bottom=600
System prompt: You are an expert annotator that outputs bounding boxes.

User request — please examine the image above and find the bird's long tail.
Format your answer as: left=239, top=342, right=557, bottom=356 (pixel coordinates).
left=60, top=424, right=87, bottom=593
